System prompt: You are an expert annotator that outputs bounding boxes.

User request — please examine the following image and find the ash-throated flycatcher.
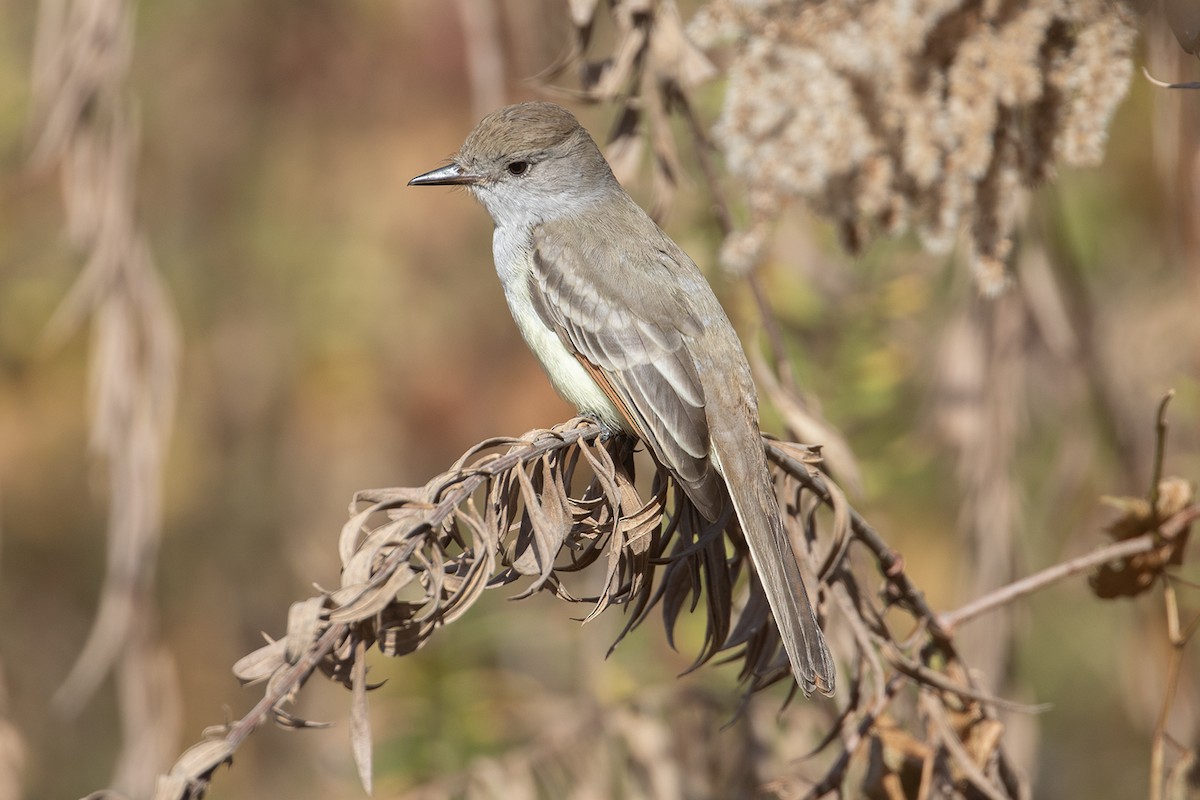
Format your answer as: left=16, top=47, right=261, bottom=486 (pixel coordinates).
left=410, top=102, right=835, bottom=695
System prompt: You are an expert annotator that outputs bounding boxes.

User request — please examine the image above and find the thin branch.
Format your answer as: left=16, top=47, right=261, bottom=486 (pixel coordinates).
left=768, top=446, right=952, bottom=643
left=1150, top=390, right=1174, bottom=521
left=224, top=621, right=347, bottom=755
left=939, top=506, right=1200, bottom=632
left=921, top=692, right=1010, bottom=800
left=1150, top=574, right=1198, bottom=800
left=887, top=651, right=1051, bottom=715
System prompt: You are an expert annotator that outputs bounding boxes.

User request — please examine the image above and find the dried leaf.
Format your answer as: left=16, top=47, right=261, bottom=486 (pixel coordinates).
left=1092, top=480, right=1195, bottom=598
left=377, top=602, right=425, bottom=657
left=648, top=0, right=716, bottom=89
left=864, top=715, right=931, bottom=798
left=1100, top=494, right=1156, bottom=541
left=595, top=16, right=648, bottom=100
left=350, top=639, right=373, bottom=795
left=328, top=565, right=418, bottom=624
left=285, top=598, right=328, bottom=664
left=163, top=739, right=233, bottom=785
left=271, top=707, right=333, bottom=730
left=605, top=104, right=645, bottom=186
left=231, top=637, right=287, bottom=686
left=149, top=775, right=188, bottom=800
left=510, top=456, right=573, bottom=589
left=922, top=694, right=1009, bottom=800
left=1157, top=477, right=1195, bottom=519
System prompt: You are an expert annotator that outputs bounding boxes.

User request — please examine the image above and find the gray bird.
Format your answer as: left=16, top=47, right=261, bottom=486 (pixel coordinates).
left=410, top=102, right=835, bottom=695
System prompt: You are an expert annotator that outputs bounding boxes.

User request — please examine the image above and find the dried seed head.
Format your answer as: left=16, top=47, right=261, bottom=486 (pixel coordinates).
left=691, top=0, right=1137, bottom=285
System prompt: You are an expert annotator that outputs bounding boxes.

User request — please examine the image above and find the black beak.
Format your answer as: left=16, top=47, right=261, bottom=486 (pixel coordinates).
left=408, top=163, right=479, bottom=186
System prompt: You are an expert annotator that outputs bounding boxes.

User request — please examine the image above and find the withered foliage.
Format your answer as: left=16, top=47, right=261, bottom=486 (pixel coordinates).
left=1093, top=476, right=1195, bottom=599
left=146, top=419, right=1047, bottom=800
left=31, top=0, right=182, bottom=796
left=542, top=0, right=719, bottom=218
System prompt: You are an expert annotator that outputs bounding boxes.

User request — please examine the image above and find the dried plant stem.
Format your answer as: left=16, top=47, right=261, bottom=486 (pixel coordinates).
left=939, top=506, right=1200, bottom=632
left=1149, top=390, right=1174, bottom=521
left=1148, top=585, right=1176, bottom=800
left=228, top=622, right=347, bottom=753
left=1149, top=577, right=1200, bottom=800
left=772, top=445, right=1027, bottom=798
left=31, top=0, right=181, bottom=793
left=887, top=652, right=1049, bottom=716
left=799, top=674, right=905, bottom=800
left=767, top=447, right=949, bottom=642
left=921, top=692, right=1010, bottom=800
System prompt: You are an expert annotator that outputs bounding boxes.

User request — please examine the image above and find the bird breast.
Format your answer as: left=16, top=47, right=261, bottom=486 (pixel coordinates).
left=491, top=224, right=626, bottom=430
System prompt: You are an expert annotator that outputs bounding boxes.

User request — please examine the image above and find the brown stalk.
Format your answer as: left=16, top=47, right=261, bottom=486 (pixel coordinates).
left=937, top=516, right=1197, bottom=633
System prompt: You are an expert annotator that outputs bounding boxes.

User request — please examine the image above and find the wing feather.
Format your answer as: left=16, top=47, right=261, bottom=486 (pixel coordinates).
left=527, top=213, right=835, bottom=695
left=528, top=223, right=723, bottom=517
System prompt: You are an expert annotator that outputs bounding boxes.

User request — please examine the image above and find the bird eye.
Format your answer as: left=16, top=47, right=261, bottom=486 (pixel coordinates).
left=506, top=160, right=529, bottom=176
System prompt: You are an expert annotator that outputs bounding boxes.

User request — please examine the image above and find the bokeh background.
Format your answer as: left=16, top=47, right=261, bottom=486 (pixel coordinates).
left=0, top=1, right=1198, bottom=798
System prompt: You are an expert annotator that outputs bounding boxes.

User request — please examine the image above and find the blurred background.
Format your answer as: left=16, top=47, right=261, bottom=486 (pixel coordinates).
left=0, top=1, right=1197, bottom=798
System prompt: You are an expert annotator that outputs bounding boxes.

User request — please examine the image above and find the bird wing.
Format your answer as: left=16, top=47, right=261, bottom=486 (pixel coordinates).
left=528, top=217, right=725, bottom=520
left=530, top=212, right=835, bottom=696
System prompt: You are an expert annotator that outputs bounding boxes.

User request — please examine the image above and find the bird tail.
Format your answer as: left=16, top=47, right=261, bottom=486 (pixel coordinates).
left=711, top=442, right=836, bottom=696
